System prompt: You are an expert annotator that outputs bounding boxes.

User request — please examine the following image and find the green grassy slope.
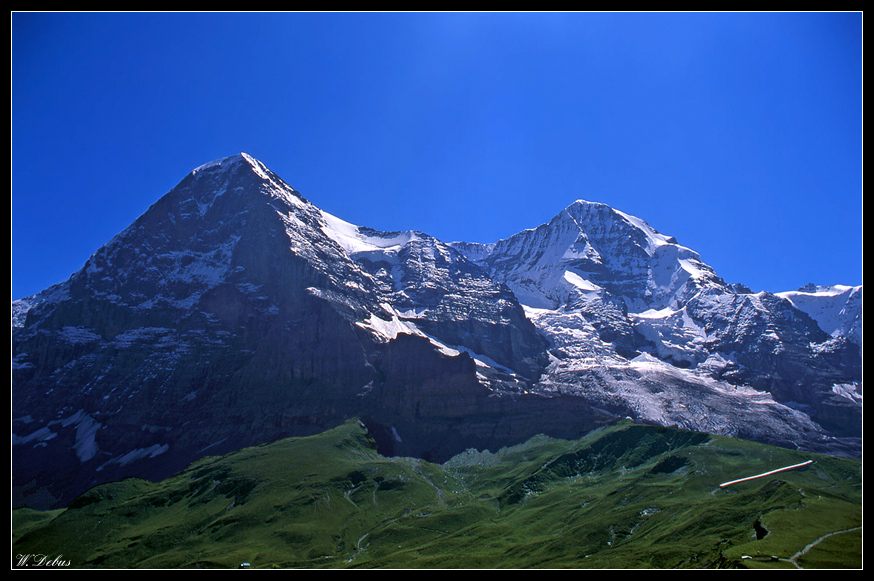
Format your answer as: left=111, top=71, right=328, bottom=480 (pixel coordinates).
left=12, top=419, right=862, bottom=569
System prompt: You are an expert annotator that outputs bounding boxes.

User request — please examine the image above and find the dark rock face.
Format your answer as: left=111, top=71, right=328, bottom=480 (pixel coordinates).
left=11, top=154, right=559, bottom=509
left=684, top=289, right=862, bottom=436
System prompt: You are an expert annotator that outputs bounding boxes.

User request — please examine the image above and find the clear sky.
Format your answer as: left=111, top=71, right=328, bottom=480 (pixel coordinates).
left=11, top=12, right=863, bottom=300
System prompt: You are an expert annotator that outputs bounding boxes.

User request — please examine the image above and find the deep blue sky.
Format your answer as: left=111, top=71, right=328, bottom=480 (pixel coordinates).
left=11, top=12, right=863, bottom=300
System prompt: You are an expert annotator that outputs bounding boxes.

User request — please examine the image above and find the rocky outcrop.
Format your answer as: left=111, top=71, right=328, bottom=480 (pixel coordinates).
left=322, top=219, right=550, bottom=383
left=684, top=289, right=862, bottom=436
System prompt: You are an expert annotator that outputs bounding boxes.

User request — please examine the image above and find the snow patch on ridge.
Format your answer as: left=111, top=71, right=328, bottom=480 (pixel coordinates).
left=319, top=210, right=422, bottom=262
left=777, top=284, right=862, bottom=349
left=192, top=155, right=240, bottom=173
left=613, top=208, right=677, bottom=255
left=352, top=302, right=456, bottom=356
left=13, top=411, right=102, bottom=463
left=97, top=444, right=170, bottom=471
left=355, top=309, right=422, bottom=343
left=62, top=410, right=102, bottom=463
left=192, top=152, right=259, bottom=174
left=632, top=305, right=709, bottom=367
left=563, top=270, right=601, bottom=293
left=832, top=382, right=862, bottom=404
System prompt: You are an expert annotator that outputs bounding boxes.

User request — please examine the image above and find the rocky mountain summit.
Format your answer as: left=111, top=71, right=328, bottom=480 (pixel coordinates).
left=452, top=202, right=862, bottom=448
left=12, top=153, right=862, bottom=509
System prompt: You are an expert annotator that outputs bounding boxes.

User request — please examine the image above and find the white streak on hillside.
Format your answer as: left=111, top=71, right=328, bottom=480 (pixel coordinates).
left=719, top=460, right=813, bottom=488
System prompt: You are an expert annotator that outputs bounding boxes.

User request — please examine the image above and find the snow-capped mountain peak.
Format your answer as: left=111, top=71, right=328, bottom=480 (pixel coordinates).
left=456, top=199, right=727, bottom=313
left=185, top=152, right=310, bottom=215
left=191, top=152, right=279, bottom=183
left=192, top=152, right=254, bottom=173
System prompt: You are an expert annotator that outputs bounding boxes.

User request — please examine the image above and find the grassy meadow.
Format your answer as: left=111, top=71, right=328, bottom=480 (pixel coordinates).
left=12, top=419, right=862, bottom=569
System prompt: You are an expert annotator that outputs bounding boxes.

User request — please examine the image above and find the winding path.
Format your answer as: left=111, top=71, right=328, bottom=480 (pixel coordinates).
left=786, top=526, right=862, bottom=569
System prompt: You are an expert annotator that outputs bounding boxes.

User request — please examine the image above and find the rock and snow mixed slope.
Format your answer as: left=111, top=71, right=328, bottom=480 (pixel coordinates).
left=451, top=199, right=861, bottom=458
left=777, top=284, right=862, bottom=351
left=12, top=153, right=862, bottom=509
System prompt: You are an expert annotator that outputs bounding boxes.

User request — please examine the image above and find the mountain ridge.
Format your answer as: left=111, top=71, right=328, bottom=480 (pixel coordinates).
left=12, top=153, right=862, bottom=510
